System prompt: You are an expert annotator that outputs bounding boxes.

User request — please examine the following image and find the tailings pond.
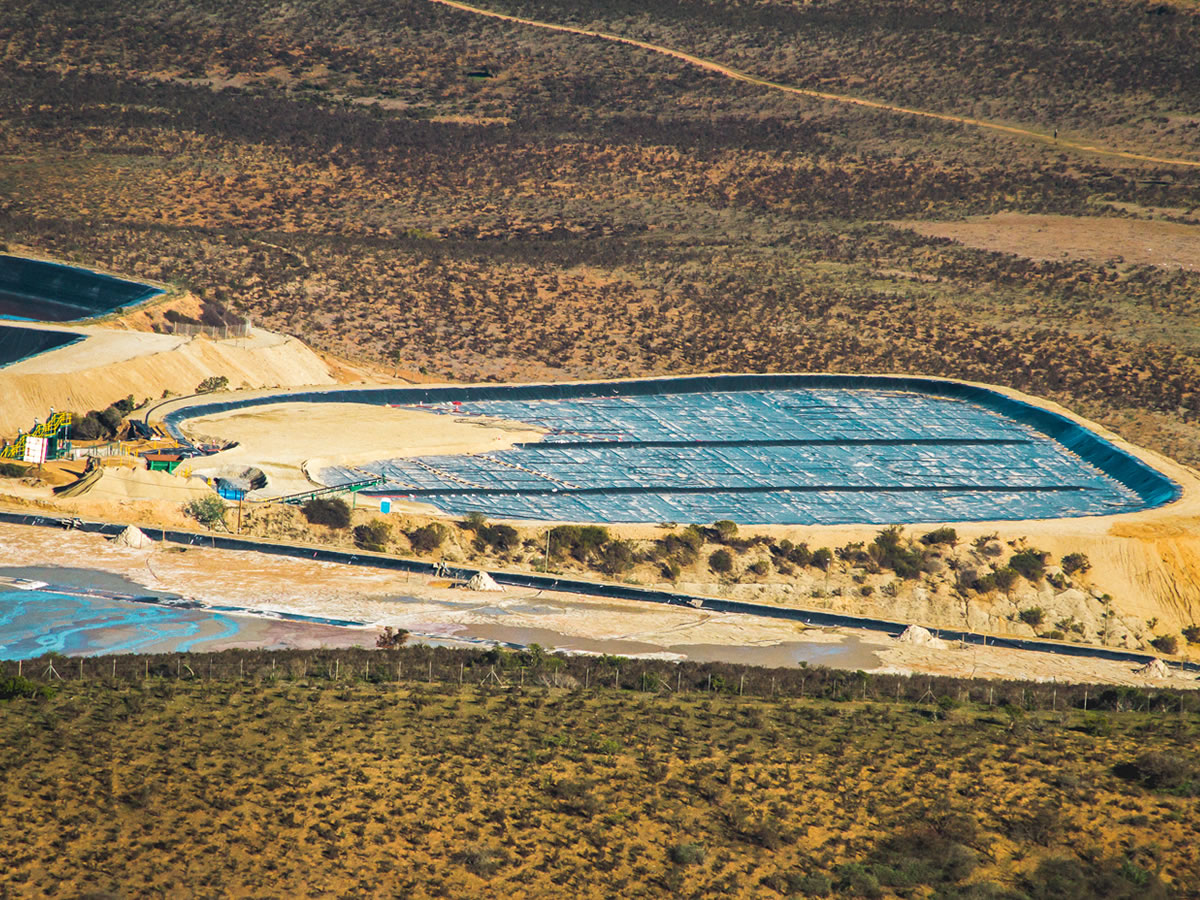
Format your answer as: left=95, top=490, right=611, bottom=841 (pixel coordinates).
left=301, top=377, right=1178, bottom=524
left=0, top=254, right=162, bottom=322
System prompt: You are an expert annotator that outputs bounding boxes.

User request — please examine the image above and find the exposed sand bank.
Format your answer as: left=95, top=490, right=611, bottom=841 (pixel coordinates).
left=181, top=402, right=545, bottom=498
left=1, top=521, right=1194, bottom=686
left=0, top=325, right=337, bottom=437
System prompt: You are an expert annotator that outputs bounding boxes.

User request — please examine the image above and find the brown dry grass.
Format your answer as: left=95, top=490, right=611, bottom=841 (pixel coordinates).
left=0, top=678, right=1195, bottom=897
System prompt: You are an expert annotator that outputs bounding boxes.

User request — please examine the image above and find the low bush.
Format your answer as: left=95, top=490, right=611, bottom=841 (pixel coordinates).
left=463, top=523, right=514, bottom=554
left=712, top=519, right=739, bottom=543
left=1019, top=607, right=1046, bottom=628
left=1010, top=549, right=1048, bottom=582
left=667, top=842, right=706, bottom=866
left=920, top=527, right=957, bottom=546
left=354, top=519, right=391, bottom=552
left=302, top=497, right=351, bottom=528
left=0, top=461, right=26, bottom=478
left=1061, top=552, right=1091, bottom=575
left=0, top=676, right=55, bottom=701
left=408, top=523, right=448, bottom=553
left=709, top=549, right=734, bottom=574
left=185, top=494, right=227, bottom=528
left=1150, top=634, right=1179, bottom=655
left=992, top=567, right=1019, bottom=591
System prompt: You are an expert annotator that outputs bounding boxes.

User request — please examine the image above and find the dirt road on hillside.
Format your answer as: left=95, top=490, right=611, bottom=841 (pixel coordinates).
left=429, top=0, right=1200, bottom=169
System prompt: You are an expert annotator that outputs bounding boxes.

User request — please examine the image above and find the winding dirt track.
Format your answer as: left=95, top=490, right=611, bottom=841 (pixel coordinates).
left=430, top=0, right=1200, bottom=168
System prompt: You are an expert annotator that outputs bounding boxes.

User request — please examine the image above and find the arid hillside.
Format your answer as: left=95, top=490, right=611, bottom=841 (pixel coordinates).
left=1, top=662, right=1197, bottom=897
left=1, top=0, right=1199, bottom=467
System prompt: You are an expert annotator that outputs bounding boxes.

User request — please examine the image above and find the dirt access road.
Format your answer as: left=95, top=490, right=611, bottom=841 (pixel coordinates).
left=428, top=0, right=1200, bottom=169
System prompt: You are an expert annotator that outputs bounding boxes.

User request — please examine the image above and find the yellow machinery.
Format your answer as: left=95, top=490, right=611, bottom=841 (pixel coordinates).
left=0, top=410, right=72, bottom=460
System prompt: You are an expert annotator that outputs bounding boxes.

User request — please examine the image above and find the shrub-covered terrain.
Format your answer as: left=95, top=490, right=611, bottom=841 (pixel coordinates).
left=1, top=0, right=1199, bottom=465
left=0, top=649, right=1197, bottom=897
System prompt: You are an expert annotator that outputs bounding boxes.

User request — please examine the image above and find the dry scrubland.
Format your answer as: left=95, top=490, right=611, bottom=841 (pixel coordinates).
left=2, top=0, right=1200, bottom=466
left=1, top=657, right=1198, bottom=897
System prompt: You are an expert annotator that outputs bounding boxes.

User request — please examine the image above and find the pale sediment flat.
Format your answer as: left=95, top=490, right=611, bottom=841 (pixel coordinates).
left=0, top=521, right=1193, bottom=685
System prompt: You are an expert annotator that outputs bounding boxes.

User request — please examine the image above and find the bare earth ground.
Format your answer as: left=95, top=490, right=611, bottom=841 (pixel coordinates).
left=181, top=401, right=545, bottom=497
left=151, top=376, right=1200, bottom=634
left=894, top=213, right=1200, bottom=271
left=3, top=520, right=1197, bottom=688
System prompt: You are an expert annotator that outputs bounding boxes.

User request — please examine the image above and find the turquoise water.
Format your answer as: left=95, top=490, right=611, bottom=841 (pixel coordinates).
left=0, top=588, right=243, bottom=658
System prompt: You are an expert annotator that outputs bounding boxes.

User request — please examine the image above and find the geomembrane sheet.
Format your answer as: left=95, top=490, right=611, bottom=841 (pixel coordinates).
left=317, top=388, right=1156, bottom=524
left=0, top=255, right=162, bottom=322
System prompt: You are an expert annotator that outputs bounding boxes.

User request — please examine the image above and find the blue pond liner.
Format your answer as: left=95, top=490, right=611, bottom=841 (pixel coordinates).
left=163, top=374, right=1180, bottom=525
left=0, top=254, right=162, bottom=322
left=0, top=324, right=83, bottom=368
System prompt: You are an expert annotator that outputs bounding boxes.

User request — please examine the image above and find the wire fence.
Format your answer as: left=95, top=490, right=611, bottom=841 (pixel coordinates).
left=4, top=646, right=1197, bottom=715
left=171, top=318, right=252, bottom=340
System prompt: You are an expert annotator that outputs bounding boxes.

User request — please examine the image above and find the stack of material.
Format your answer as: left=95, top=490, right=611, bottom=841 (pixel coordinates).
left=1135, top=658, right=1170, bottom=679
left=112, top=525, right=153, bottom=549
left=466, top=571, right=503, bottom=592
left=897, top=624, right=951, bottom=650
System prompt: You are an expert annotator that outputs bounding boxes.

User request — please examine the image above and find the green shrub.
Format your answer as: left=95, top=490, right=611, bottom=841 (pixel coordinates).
left=196, top=375, right=229, bottom=393
left=549, top=524, right=610, bottom=562
left=992, top=567, right=1019, bottom=592
left=791, top=873, right=832, bottom=896
left=185, top=494, right=227, bottom=528
left=302, top=497, right=351, bottom=528
left=1150, top=634, right=1178, bottom=655
left=869, top=526, right=926, bottom=579
left=1061, top=552, right=1091, bottom=575
left=708, top=549, right=733, bottom=574
left=1183, top=625, right=1200, bottom=644
left=1019, top=607, right=1045, bottom=628
left=408, top=523, right=447, bottom=553
left=0, top=676, right=55, bottom=701
left=0, top=461, right=26, bottom=478
left=712, top=519, right=738, bottom=542
left=811, top=547, right=833, bottom=570
left=1010, top=549, right=1047, bottom=582
left=354, top=519, right=391, bottom=552
left=476, top=523, right=519, bottom=553
left=920, top=527, right=957, bottom=546
left=599, top=540, right=635, bottom=575
left=667, top=842, right=706, bottom=866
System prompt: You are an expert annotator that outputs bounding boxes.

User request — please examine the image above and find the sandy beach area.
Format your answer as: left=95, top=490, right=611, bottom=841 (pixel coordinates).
left=2, top=520, right=1195, bottom=686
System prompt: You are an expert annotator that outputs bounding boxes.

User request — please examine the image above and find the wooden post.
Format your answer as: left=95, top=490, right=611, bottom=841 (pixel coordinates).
left=459, top=662, right=464, bottom=685
left=678, top=670, right=682, bottom=693
left=585, top=668, right=589, bottom=689
left=739, top=674, right=744, bottom=696
left=1083, top=689, right=1088, bottom=711
left=112, top=658, right=116, bottom=679
left=79, top=658, right=83, bottom=681
left=428, top=660, right=433, bottom=683
left=707, top=673, right=712, bottom=693
left=145, top=658, right=149, bottom=679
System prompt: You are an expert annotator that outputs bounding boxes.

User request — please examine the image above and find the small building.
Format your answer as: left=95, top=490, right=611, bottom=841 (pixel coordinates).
left=144, top=452, right=186, bottom=473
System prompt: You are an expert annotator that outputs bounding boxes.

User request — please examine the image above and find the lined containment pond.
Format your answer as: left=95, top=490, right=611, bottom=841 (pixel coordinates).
left=312, top=381, right=1177, bottom=524
left=0, top=254, right=161, bottom=322
left=164, top=374, right=1178, bottom=526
